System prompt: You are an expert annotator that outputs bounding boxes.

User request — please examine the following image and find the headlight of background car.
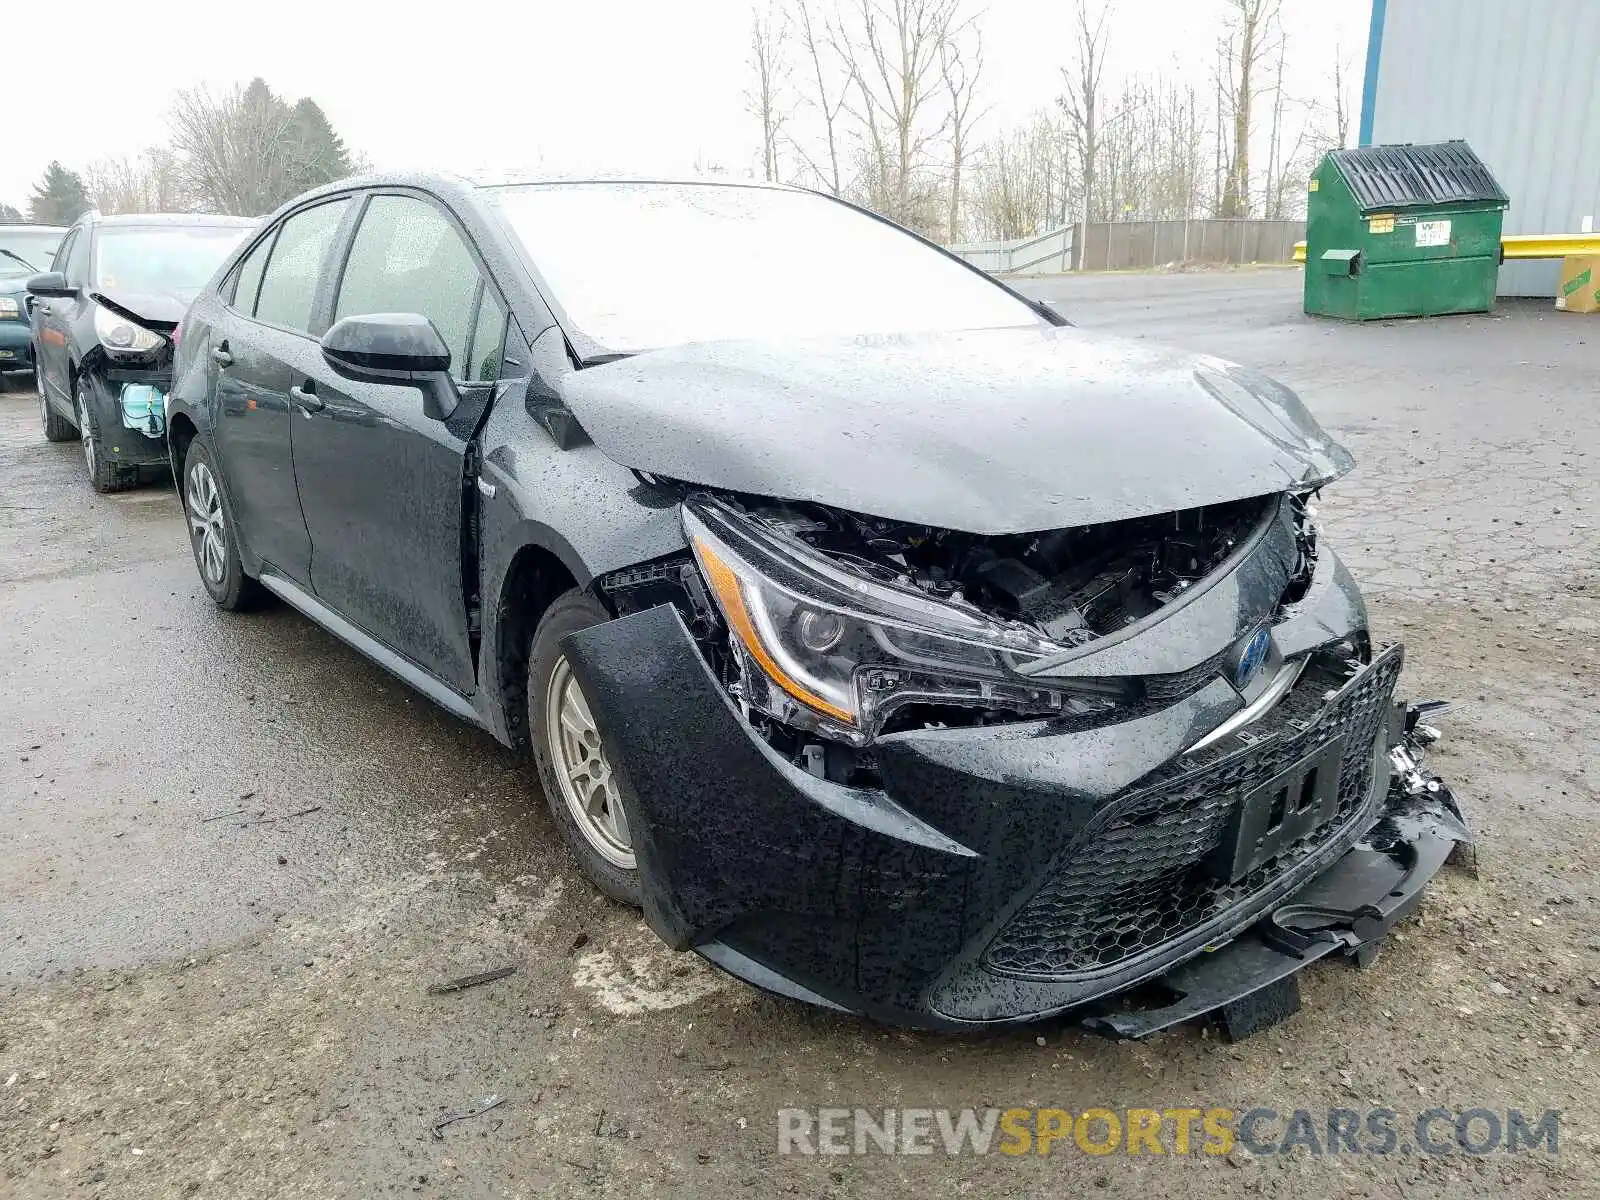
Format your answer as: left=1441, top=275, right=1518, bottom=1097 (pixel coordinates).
left=683, top=497, right=1125, bottom=746
left=0, top=297, right=19, bottom=319
left=94, top=304, right=164, bottom=355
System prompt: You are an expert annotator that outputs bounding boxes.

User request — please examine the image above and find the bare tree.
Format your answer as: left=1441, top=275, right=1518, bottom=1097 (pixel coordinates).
left=168, top=79, right=354, bottom=216
left=1058, top=0, right=1114, bottom=222
left=1263, top=35, right=1287, bottom=218
left=1330, top=44, right=1352, bottom=149
left=84, top=149, right=187, bottom=215
left=969, top=110, right=1072, bottom=240
left=939, top=28, right=985, bottom=242
left=789, top=0, right=852, bottom=195
left=746, top=6, right=790, bottom=182
left=169, top=82, right=298, bottom=215
left=835, top=0, right=961, bottom=233
left=1216, top=0, right=1280, bottom=218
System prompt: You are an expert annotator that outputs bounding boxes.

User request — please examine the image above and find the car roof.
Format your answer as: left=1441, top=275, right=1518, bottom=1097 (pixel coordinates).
left=85, top=212, right=258, bottom=228
left=275, top=170, right=803, bottom=211
left=0, top=223, right=67, bottom=233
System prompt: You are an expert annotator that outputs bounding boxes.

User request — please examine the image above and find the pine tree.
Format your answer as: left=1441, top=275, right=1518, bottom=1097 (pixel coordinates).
left=0, top=202, right=23, bottom=222
left=170, top=81, right=360, bottom=215
left=288, top=98, right=353, bottom=195
left=27, top=163, right=92, bottom=225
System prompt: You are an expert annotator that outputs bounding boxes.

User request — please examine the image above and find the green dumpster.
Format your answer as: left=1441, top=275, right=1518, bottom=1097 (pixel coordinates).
left=1303, top=140, right=1508, bottom=321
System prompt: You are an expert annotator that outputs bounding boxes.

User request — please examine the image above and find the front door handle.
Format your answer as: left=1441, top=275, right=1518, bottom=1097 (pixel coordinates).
left=289, top=383, right=324, bottom=413
left=211, top=346, right=234, bottom=368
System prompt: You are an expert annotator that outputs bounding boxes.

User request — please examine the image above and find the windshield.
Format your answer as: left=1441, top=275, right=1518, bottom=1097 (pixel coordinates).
left=94, top=225, right=250, bottom=294
left=488, top=182, right=1037, bottom=355
left=0, top=229, right=63, bottom=275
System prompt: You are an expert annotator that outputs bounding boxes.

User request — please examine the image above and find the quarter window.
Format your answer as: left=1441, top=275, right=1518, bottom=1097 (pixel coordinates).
left=335, top=195, right=484, bottom=379
left=467, top=296, right=508, bottom=383
left=50, top=230, right=77, bottom=276
left=254, top=199, right=349, bottom=334
left=228, top=231, right=276, bottom=314
left=63, top=228, right=90, bottom=285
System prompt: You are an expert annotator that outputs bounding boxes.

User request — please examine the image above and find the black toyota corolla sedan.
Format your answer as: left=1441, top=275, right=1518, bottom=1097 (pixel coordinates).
left=167, top=174, right=1469, bottom=1038
left=29, top=212, right=253, bottom=490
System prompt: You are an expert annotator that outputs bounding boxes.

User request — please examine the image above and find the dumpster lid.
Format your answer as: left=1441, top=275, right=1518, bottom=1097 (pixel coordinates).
left=1329, top=141, right=1508, bottom=212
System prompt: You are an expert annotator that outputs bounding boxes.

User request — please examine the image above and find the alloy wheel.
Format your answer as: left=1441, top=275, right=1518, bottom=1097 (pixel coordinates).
left=546, top=657, right=635, bottom=869
left=186, top=460, right=228, bottom=587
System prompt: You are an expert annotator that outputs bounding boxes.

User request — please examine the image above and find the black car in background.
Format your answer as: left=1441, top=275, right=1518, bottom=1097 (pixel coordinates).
left=0, top=223, right=65, bottom=382
left=165, top=175, right=1468, bottom=1037
left=29, top=212, right=253, bottom=490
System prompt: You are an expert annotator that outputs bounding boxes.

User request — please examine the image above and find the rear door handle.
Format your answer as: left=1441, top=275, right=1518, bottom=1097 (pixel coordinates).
left=211, top=346, right=233, bottom=368
left=290, top=383, right=323, bottom=413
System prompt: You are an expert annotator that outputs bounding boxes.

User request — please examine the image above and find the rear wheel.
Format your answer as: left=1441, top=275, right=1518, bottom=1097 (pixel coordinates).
left=76, top=377, right=138, bottom=493
left=183, top=439, right=263, bottom=610
left=528, top=590, right=642, bottom=907
left=40, top=388, right=75, bottom=442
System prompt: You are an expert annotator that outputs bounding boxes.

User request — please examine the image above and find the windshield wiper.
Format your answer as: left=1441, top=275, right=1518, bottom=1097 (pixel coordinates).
left=579, top=351, right=635, bottom=367
left=0, top=248, right=38, bottom=272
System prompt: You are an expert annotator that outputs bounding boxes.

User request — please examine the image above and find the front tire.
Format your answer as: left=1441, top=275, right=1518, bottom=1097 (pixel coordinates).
left=528, top=590, right=642, bottom=907
left=76, top=376, right=138, bottom=492
left=182, top=439, right=262, bottom=610
left=40, top=387, right=75, bottom=442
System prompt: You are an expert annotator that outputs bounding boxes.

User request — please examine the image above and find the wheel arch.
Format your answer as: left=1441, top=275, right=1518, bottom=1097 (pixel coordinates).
left=493, top=541, right=589, bottom=755
left=168, top=411, right=199, bottom=480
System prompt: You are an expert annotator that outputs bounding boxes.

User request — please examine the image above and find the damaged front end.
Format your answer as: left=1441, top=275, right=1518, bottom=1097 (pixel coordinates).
left=569, top=483, right=1469, bottom=1037
left=87, top=294, right=177, bottom=445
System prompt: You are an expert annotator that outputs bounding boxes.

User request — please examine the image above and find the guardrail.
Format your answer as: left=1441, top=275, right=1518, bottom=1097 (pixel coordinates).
left=1292, top=233, right=1600, bottom=263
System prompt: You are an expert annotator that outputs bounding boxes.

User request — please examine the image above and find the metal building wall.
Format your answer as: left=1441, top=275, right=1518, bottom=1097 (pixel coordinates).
left=1365, top=0, right=1600, bottom=296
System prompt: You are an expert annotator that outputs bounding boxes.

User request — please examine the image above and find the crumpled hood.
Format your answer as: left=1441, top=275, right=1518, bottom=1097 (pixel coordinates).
left=562, top=324, right=1354, bottom=533
left=89, top=287, right=195, bottom=333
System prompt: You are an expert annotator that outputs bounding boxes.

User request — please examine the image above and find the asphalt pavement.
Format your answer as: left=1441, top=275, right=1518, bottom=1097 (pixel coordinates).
left=2, top=269, right=1596, bottom=1198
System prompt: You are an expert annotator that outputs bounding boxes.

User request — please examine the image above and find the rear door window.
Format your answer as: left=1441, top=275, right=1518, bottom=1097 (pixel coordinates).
left=334, top=195, right=485, bottom=379
left=254, top=199, right=349, bottom=334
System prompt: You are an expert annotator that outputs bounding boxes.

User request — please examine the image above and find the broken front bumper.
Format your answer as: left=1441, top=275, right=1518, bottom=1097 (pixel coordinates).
left=83, top=364, right=170, bottom=467
left=562, top=574, right=1468, bottom=1035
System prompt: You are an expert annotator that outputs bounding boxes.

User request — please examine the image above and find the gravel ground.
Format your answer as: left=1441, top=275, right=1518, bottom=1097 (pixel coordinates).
left=1, top=271, right=1596, bottom=1198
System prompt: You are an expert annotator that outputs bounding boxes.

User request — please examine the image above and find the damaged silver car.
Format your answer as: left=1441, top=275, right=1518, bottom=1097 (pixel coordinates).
left=169, top=176, right=1470, bottom=1039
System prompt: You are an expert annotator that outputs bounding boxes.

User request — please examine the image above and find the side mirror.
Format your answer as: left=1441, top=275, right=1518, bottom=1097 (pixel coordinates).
left=26, top=272, right=76, bottom=299
left=320, top=312, right=461, bottom=422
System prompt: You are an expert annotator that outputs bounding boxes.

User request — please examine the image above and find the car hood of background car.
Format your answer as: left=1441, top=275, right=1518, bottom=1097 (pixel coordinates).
left=561, top=324, right=1355, bottom=533
left=89, top=288, right=196, bottom=333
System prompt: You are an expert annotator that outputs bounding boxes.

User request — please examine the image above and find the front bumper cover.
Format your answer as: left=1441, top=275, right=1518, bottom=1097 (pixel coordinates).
left=562, top=570, right=1468, bottom=1037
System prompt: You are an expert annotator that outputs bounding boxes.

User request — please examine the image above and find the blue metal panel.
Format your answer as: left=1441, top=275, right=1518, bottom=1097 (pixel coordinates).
left=1359, top=0, right=1388, bottom=147
left=1368, top=0, right=1600, bottom=296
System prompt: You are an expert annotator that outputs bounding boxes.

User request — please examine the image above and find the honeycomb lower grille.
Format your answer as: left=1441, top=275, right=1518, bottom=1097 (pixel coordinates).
left=981, top=646, right=1403, bottom=980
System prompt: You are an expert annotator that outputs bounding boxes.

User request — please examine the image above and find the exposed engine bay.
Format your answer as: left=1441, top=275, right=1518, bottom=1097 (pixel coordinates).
left=732, top=492, right=1275, bottom=646
left=600, top=486, right=1318, bottom=784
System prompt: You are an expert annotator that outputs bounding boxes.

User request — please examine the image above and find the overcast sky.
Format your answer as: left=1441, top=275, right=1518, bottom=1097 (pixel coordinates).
left=2, top=0, right=1369, bottom=213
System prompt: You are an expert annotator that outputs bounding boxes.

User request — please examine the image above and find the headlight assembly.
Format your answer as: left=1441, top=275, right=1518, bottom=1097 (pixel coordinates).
left=0, top=297, right=19, bottom=319
left=683, top=497, right=1125, bottom=745
left=94, top=303, right=164, bottom=355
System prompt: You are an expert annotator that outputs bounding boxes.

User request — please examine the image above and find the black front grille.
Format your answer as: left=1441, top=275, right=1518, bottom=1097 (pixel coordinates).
left=982, top=646, right=1402, bottom=980
left=1141, top=647, right=1232, bottom=704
